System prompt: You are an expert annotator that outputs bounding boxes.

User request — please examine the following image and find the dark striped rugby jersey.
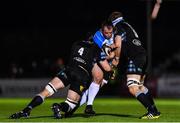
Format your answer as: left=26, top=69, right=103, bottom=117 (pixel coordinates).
left=67, top=40, right=101, bottom=75
left=114, top=19, right=146, bottom=60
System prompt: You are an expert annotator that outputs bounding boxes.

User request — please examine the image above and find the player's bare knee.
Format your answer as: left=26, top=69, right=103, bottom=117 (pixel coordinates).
left=127, top=78, right=141, bottom=96
left=39, top=89, right=51, bottom=97
left=92, top=64, right=103, bottom=84
left=65, top=96, right=79, bottom=112
left=140, top=85, right=148, bottom=94
left=50, top=77, right=65, bottom=88
left=128, top=86, right=139, bottom=96
left=67, top=90, right=81, bottom=102
left=45, top=83, right=57, bottom=96
left=65, top=98, right=78, bottom=111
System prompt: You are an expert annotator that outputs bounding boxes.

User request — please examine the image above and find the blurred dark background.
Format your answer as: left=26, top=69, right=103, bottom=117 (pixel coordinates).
left=0, top=0, right=180, bottom=77
left=0, top=0, right=180, bottom=98
left=0, top=0, right=180, bottom=78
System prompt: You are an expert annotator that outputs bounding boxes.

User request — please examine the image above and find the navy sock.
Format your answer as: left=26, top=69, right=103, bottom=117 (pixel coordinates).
left=145, top=91, right=158, bottom=113
left=23, top=95, right=44, bottom=112
left=137, top=93, right=153, bottom=112
left=59, top=102, right=70, bottom=112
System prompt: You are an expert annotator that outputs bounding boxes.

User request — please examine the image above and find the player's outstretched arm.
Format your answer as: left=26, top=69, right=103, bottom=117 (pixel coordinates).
left=151, top=0, right=162, bottom=20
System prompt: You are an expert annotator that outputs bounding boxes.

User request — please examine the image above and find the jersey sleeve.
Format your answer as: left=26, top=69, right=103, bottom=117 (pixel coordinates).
left=93, top=30, right=106, bottom=48
left=115, top=25, right=127, bottom=41
left=92, top=44, right=102, bottom=63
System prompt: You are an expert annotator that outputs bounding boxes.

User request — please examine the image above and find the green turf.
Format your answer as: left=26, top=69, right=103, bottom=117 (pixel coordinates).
left=0, top=98, right=180, bottom=122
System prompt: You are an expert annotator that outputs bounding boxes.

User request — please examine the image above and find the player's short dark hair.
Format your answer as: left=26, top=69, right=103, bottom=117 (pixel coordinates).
left=101, top=20, right=113, bottom=30
left=101, top=20, right=117, bottom=32
left=108, top=11, right=123, bottom=22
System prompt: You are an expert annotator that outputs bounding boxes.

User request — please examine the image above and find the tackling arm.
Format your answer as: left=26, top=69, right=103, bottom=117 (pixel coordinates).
left=111, top=35, right=122, bottom=67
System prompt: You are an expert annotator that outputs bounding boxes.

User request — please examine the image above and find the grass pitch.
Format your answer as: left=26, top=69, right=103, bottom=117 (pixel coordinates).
left=0, top=98, right=180, bottom=122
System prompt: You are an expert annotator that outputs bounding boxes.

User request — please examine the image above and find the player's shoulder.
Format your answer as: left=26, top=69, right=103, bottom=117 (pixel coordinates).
left=93, top=30, right=105, bottom=48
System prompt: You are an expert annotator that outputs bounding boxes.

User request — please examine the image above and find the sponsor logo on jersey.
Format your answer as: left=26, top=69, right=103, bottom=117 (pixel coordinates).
left=132, top=39, right=141, bottom=46
left=73, top=57, right=86, bottom=64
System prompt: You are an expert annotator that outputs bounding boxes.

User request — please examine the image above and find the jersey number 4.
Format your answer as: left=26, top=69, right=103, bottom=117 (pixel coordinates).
left=78, top=47, right=84, bottom=56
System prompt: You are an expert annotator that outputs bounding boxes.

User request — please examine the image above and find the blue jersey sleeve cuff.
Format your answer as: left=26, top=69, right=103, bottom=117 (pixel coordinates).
left=93, top=31, right=105, bottom=48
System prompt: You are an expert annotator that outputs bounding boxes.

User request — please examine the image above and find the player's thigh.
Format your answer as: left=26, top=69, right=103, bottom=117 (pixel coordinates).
left=139, top=85, right=147, bottom=92
left=40, top=77, right=65, bottom=97
left=92, top=63, right=103, bottom=84
left=67, top=89, right=81, bottom=102
left=49, top=77, right=65, bottom=90
left=127, top=74, right=142, bottom=95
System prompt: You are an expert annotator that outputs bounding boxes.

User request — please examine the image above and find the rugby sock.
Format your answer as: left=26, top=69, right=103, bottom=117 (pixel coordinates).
left=136, top=92, right=153, bottom=112
left=61, top=98, right=78, bottom=112
left=87, top=82, right=100, bottom=105
left=23, top=94, right=44, bottom=113
left=59, top=102, right=70, bottom=112
left=80, top=90, right=88, bottom=106
left=100, top=79, right=108, bottom=87
left=143, top=88, right=158, bottom=113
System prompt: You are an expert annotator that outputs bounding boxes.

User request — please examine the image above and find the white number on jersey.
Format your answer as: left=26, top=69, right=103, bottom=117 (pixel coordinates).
left=78, top=47, right=84, bottom=56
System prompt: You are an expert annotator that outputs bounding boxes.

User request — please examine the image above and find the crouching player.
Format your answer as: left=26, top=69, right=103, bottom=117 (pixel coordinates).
left=9, top=33, right=114, bottom=119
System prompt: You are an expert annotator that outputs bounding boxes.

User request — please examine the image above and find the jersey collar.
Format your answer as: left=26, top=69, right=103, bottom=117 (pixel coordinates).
left=112, top=17, right=124, bottom=26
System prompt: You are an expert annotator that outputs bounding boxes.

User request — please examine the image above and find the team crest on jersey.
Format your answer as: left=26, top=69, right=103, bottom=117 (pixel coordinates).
left=132, top=39, right=141, bottom=46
